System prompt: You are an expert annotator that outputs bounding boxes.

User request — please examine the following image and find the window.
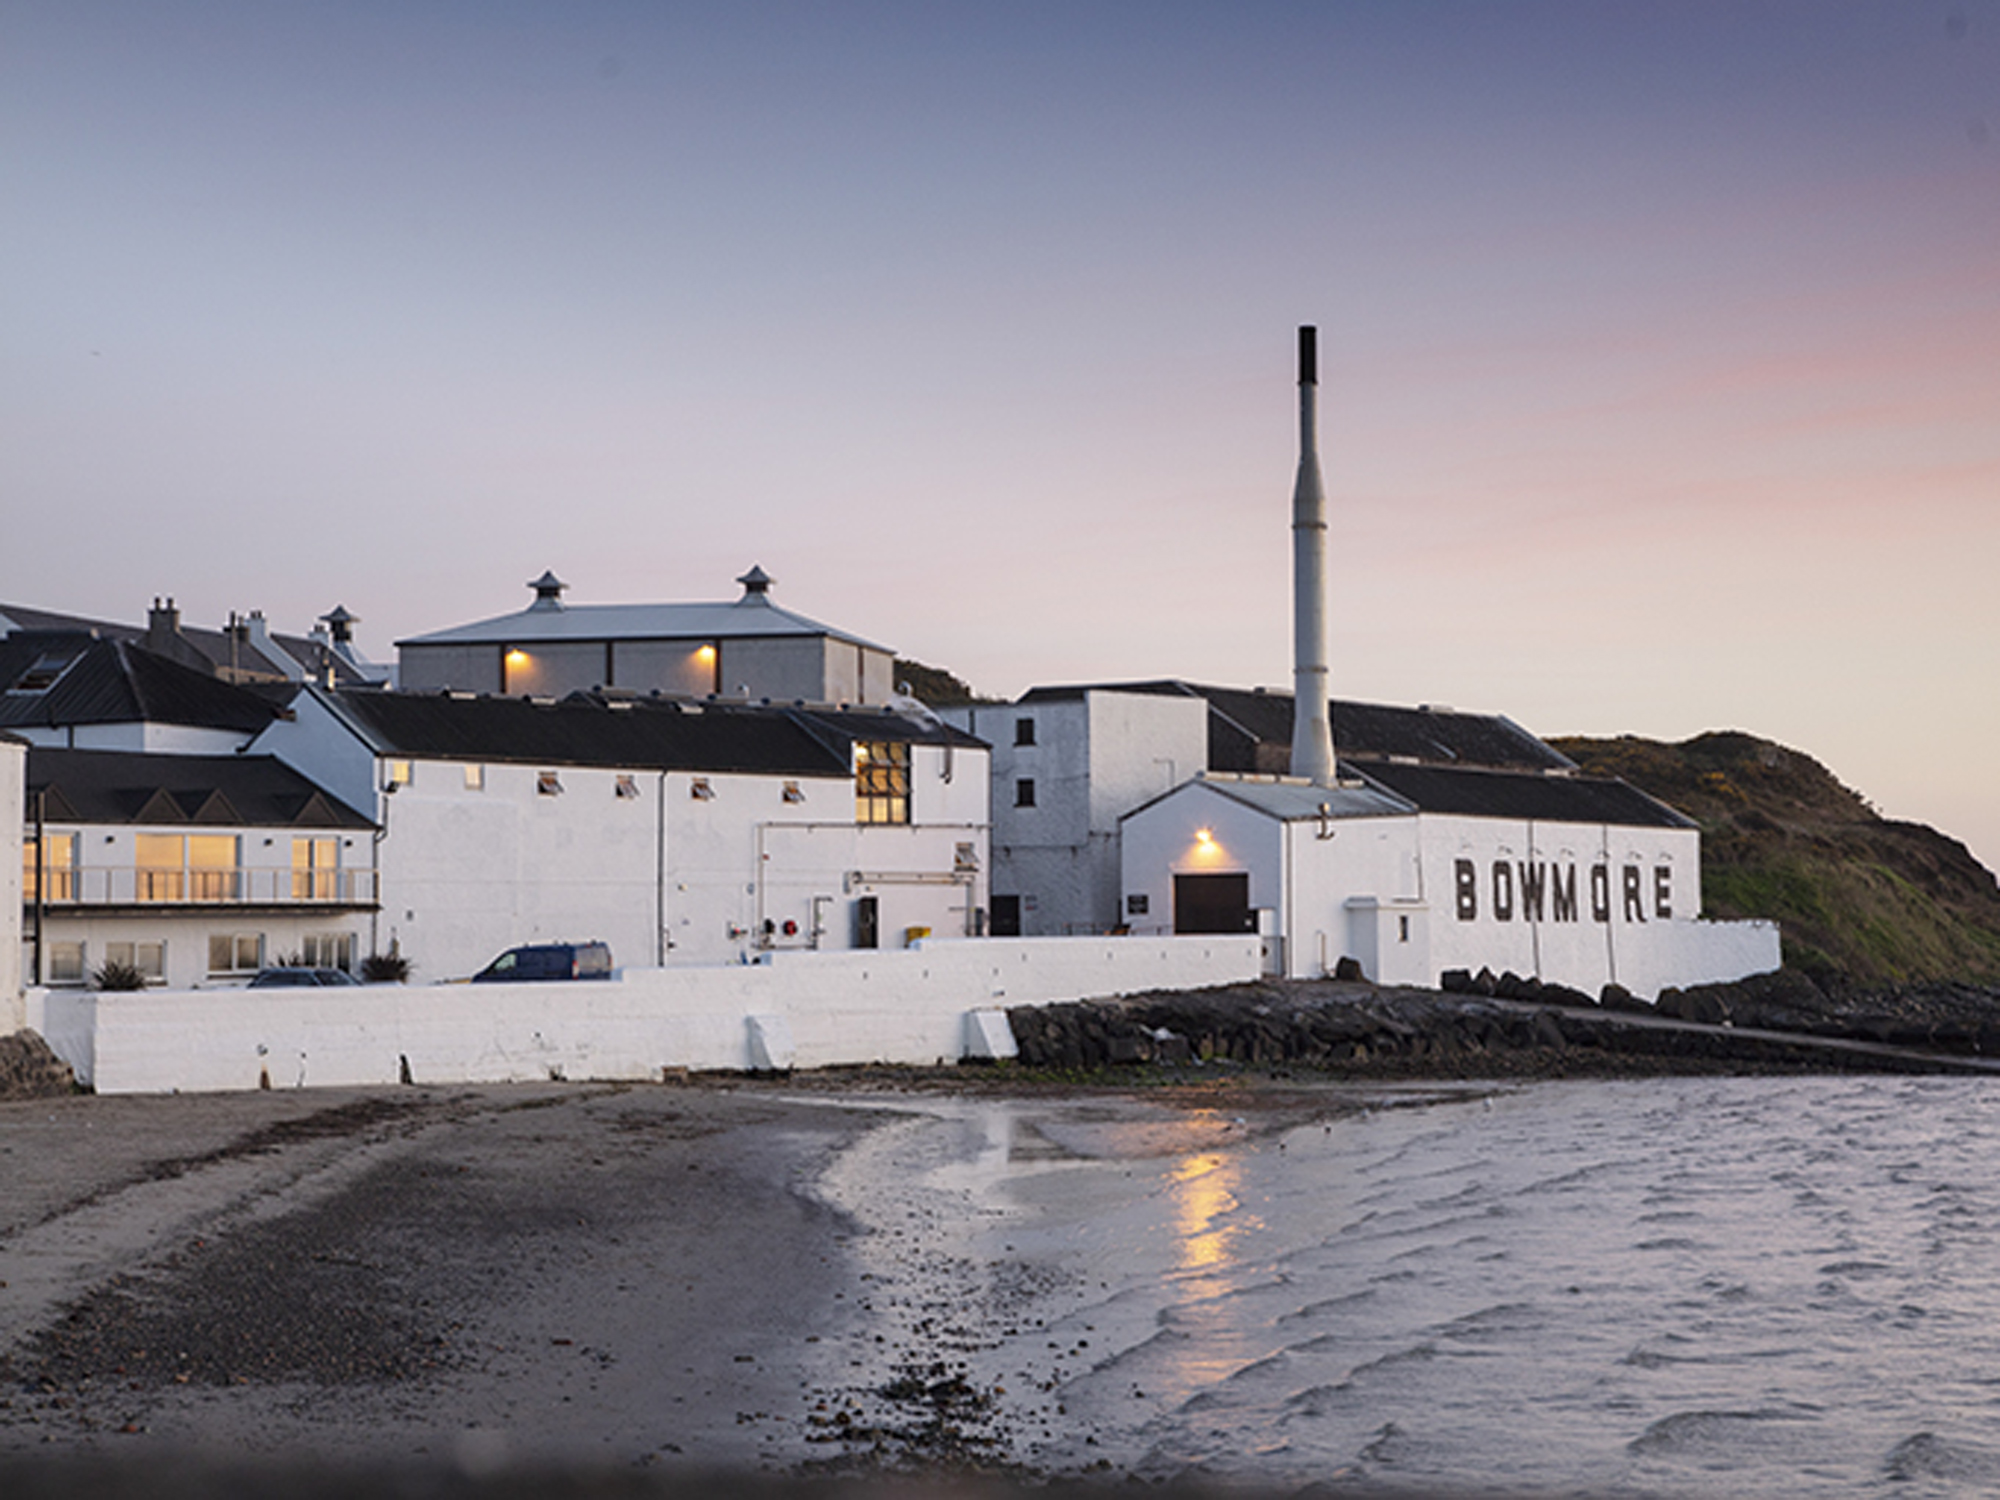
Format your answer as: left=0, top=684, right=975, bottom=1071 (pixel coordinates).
left=104, top=941, right=165, bottom=983
left=208, top=933, right=263, bottom=975
left=385, top=759, right=412, bottom=789
left=464, top=763, right=485, bottom=791
left=48, top=941, right=85, bottom=985
left=24, top=832, right=77, bottom=902
left=134, top=833, right=240, bottom=902
left=615, top=774, right=640, bottom=800
left=537, top=771, right=563, bottom=797
left=1014, top=778, right=1036, bottom=808
left=301, top=932, right=354, bottom=971
left=954, top=841, right=979, bottom=872
left=1014, top=717, right=1036, bottom=746
left=293, top=836, right=340, bottom=900
left=855, top=742, right=910, bottom=825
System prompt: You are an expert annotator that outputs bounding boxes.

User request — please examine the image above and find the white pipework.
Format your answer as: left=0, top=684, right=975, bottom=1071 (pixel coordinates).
left=1290, top=325, right=1337, bottom=786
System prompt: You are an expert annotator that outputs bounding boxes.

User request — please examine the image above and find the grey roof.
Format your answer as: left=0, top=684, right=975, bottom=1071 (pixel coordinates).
left=26, top=748, right=372, bottom=829
left=397, top=594, right=892, bottom=654
left=1136, top=776, right=1414, bottom=824
left=0, top=637, right=287, bottom=734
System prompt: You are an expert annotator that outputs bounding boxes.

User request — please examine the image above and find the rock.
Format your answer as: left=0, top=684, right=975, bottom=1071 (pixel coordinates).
left=1439, top=968, right=1475, bottom=994
left=1332, top=956, right=1367, bottom=982
left=0, top=1030, right=77, bottom=1099
left=1599, top=983, right=1648, bottom=1013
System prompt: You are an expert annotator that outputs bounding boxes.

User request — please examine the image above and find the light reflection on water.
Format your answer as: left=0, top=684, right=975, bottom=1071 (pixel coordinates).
left=819, top=1076, right=2000, bottom=1495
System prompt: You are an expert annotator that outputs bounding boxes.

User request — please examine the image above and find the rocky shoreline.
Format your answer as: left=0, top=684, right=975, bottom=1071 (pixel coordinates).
left=1003, top=969, right=2000, bottom=1081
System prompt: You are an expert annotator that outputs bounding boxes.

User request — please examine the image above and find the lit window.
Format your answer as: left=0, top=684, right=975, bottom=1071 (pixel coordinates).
left=135, top=833, right=240, bottom=902
left=1015, top=778, right=1036, bottom=808
left=464, top=764, right=485, bottom=791
left=690, top=778, right=715, bottom=801
left=293, top=836, right=340, bottom=900
left=385, top=759, right=412, bottom=788
left=24, top=832, right=77, bottom=902
left=208, top=933, right=262, bottom=975
left=537, top=771, right=563, bottom=797
left=782, top=781, right=805, bottom=804
left=1014, top=718, right=1036, bottom=746
left=615, top=774, right=640, bottom=800
left=855, top=742, right=909, bottom=825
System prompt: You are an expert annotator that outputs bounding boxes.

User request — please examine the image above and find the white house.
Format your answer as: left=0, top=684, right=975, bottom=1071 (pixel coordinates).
left=250, top=686, right=990, bottom=980
left=396, top=566, right=899, bottom=706
left=22, top=747, right=378, bottom=991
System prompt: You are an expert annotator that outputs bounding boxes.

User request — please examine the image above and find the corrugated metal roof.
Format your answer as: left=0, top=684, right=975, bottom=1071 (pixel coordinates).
left=26, top=748, right=373, bottom=829
left=1353, top=761, right=1695, bottom=829
left=396, top=596, right=892, bottom=654
left=0, top=638, right=286, bottom=734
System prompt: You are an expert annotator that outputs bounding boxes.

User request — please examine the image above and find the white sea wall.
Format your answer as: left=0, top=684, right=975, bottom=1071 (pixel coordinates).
left=27, top=934, right=1261, bottom=1095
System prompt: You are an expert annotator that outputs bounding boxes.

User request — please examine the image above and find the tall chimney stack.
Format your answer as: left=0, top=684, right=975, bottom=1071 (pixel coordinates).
left=1289, top=326, right=1337, bottom=786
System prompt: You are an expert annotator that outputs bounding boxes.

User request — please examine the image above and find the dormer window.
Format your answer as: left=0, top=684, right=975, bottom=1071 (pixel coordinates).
left=10, top=652, right=73, bottom=693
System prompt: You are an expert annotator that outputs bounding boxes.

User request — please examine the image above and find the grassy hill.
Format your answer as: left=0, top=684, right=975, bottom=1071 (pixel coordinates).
left=1550, top=732, right=2000, bottom=988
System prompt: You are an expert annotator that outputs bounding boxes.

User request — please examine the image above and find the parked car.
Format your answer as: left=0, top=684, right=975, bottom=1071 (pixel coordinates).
left=470, top=942, right=614, bottom=983
left=248, top=966, right=360, bottom=988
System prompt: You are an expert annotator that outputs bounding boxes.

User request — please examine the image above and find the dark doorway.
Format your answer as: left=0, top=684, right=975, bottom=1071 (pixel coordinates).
left=854, top=895, right=879, bottom=950
left=989, top=894, right=1022, bottom=937
left=1174, top=872, right=1254, bottom=934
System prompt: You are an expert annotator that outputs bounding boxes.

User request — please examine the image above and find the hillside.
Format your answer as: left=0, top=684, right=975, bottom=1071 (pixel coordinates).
left=1551, top=732, right=2000, bottom=988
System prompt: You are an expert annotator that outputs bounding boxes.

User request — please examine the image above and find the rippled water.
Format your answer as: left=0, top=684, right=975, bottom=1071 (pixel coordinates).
left=818, top=1077, right=2000, bottom=1495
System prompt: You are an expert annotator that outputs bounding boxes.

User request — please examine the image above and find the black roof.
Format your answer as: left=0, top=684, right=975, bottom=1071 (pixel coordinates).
left=330, top=690, right=850, bottom=776
left=1016, top=680, right=1574, bottom=773
left=1351, top=760, right=1694, bottom=829
left=0, top=601, right=375, bottom=687
left=0, top=637, right=287, bottom=734
left=327, top=689, right=984, bottom=775
left=26, top=748, right=372, bottom=829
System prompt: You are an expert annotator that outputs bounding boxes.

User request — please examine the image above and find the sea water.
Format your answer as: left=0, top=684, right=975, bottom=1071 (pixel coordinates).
left=815, top=1076, right=2000, bottom=1495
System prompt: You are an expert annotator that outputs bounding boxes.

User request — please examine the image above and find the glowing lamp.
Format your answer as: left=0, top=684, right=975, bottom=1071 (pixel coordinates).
left=1195, top=827, right=1214, bottom=847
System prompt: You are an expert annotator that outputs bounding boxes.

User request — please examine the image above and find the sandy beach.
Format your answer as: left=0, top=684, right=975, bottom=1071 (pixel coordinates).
left=0, top=1070, right=1452, bottom=1495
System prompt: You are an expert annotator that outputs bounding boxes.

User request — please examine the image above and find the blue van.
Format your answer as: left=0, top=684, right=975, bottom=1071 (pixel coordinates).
left=471, top=942, right=613, bottom=983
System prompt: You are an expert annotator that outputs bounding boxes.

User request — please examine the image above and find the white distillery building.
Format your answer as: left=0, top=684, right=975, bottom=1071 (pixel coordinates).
left=396, top=566, right=899, bottom=706
left=1107, top=327, right=1778, bottom=997
left=250, top=686, right=989, bottom=981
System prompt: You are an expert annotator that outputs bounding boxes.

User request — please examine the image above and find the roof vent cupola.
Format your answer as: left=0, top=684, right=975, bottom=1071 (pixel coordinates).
left=527, top=571, right=568, bottom=612
left=736, top=565, right=774, bottom=603
left=320, top=605, right=357, bottom=645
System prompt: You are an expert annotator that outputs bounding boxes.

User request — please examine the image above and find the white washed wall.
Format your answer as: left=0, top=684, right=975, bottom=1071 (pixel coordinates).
left=29, top=934, right=1261, bottom=1095
left=2, top=738, right=23, bottom=1027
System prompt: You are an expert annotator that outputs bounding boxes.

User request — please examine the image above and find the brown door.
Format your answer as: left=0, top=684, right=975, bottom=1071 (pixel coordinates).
left=1174, top=873, right=1253, bottom=934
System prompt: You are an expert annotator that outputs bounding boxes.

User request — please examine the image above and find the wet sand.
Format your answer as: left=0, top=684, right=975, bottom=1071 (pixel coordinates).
left=0, top=1072, right=1477, bottom=1494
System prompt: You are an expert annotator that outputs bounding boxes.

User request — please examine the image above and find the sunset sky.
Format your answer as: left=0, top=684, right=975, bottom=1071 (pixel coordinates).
left=6, top=1, right=1998, bottom=871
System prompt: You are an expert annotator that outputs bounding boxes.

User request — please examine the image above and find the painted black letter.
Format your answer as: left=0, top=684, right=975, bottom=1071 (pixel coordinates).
left=1623, top=865, right=1646, bottom=922
left=1518, top=861, right=1546, bottom=921
left=1455, top=859, right=1477, bottom=921
left=1552, top=865, right=1577, bottom=922
left=1492, top=861, right=1514, bottom=922
left=1655, top=865, right=1673, bottom=919
left=1589, top=864, right=1611, bottom=923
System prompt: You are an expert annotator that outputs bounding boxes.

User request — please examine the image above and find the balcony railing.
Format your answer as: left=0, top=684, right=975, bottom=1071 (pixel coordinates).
left=25, top=866, right=379, bottom=906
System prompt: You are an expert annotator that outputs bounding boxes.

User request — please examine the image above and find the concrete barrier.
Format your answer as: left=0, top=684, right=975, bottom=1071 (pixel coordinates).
left=26, top=934, right=1261, bottom=1095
